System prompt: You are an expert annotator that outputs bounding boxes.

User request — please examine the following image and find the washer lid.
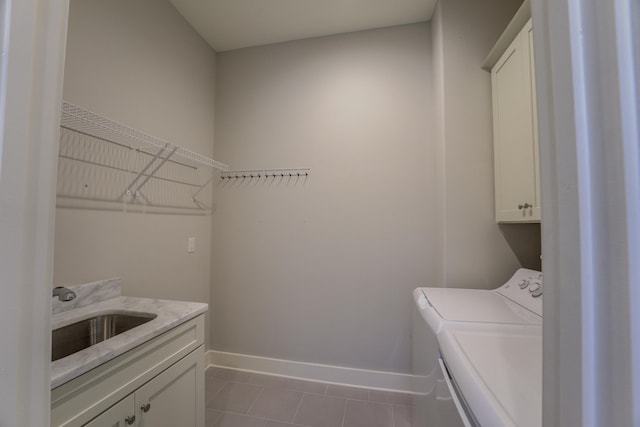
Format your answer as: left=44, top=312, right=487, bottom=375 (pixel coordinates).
left=439, top=327, right=542, bottom=427
left=421, top=288, right=541, bottom=325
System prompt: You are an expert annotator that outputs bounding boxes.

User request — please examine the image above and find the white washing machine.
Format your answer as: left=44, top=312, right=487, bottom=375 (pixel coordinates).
left=412, top=268, right=543, bottom=427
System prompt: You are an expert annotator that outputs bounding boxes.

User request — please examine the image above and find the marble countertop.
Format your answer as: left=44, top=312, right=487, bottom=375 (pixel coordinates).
left=51, top=278, right=207, bottom=389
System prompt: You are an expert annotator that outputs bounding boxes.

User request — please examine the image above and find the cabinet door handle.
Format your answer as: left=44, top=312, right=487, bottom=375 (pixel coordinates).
left=125, top=415, right=136, bottom=425
left=141, top=403, right=151, bottom=413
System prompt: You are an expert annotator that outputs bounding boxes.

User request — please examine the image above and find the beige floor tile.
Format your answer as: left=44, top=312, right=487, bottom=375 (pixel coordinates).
left=248, top=387, right=303, bottom=422
left=207, top=367, right=253, bottom=383
left=292, top=393, right=346, bottom=427
left=392, top=405, right=413, bottom=427
left=342, top=399, right=393, bottom=427
left=206, top=409, right=224, bottom=427
left=284, top=378, right=327, bottom=395
left=215, top=412, right=267, bottom=427
left=206, top=377, right=229, bottom=404
left=248, top=373, right=290, bottom=389
left=264, top=421, right=306, bottom=427
left=326, top=385, right=369, bottom=400
left=368, top=390, right=413, bottom=406
left=209, top=382, right=263, bottom=413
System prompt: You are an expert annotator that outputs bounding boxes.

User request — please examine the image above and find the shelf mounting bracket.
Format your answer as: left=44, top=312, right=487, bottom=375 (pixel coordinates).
left=131, top=145, right=178, bottom=197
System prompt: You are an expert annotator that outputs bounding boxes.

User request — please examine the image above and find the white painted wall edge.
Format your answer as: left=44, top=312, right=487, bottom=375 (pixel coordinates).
left=206, top=351, right=415, bottom=393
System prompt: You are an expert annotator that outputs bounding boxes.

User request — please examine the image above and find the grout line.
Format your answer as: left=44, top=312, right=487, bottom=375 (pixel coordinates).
left=245, top=386, right=264, bottom=415
left=281, top=391, right=305, bottom=425
left=208, top=368, right=414, bottom=401
left=290, top=391, right=306, bottom=425
left=328, top=395, right=378, bottom=404
left=215, top=411, right=225, bottom=427
left=208, top=361, right=415, bottom=395
left=320, top=382, right=329, bottom=396
left=341, top=398, right=347, bottom=427
left=392, top=405, right=397, bottom=427
left=205, top=380, right=229, bottom=407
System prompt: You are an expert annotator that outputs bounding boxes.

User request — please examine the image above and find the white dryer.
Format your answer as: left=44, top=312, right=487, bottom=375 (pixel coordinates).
left=412, top=268, right=543, bottom=427
left=438, top=323, right=542, bottom=426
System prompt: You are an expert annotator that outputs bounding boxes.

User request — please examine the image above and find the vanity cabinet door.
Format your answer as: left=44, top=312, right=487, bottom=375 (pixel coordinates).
left=84, top=396, right=135, bottom=427
left=135, top=346, right=204, bottom=427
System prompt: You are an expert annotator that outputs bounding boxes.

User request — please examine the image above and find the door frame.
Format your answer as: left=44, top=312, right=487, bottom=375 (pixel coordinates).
left=532, top=0, right=640, bottom=424
left=0, top=0, right=69, bottom=425
left=1, top=0, right=639, bottom=425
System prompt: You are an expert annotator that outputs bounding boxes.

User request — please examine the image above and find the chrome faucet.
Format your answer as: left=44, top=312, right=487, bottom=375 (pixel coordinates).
left=53, top=286, right=76, bottom=302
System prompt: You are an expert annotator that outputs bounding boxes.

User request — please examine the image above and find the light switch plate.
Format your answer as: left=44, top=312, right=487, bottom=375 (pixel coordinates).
left=187, top=237, right=195, bottom=253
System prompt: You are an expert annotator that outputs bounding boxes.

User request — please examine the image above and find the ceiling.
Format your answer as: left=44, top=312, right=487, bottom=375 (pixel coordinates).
left=169, top=0, right=437, bottom=52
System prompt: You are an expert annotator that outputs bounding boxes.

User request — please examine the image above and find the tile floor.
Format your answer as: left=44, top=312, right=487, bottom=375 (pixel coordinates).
left=205, top=367, right=414, bottom=427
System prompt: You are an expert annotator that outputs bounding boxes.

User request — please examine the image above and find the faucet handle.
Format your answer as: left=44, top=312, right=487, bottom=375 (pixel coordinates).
left=53, top=286, right=76, bottom=302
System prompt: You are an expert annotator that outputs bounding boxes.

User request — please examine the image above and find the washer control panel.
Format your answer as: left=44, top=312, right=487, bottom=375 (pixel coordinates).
left=496, top=268, right=543, bottom=316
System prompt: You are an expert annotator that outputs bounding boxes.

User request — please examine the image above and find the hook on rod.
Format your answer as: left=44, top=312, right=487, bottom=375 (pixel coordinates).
left=220, top=168, right=310, bottom=181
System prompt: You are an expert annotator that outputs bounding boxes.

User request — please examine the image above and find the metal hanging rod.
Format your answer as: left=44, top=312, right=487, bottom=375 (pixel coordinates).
left=220, top=168, right=310, bottom=180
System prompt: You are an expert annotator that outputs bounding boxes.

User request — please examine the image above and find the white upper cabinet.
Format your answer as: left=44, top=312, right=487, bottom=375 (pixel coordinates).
left=487, top=15, right=540, bottom=223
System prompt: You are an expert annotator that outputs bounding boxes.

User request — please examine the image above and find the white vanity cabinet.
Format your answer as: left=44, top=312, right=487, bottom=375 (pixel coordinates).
left=489, top=17, right=541, bottom=223
left=51, top=315, right=205, bottom=427
left=84, top=396, right=134, bottom=427
left=84, top=351, right=202, bottom=427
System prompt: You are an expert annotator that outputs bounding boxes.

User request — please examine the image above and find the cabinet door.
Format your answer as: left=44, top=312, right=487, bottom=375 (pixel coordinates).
left=84, top=396, right=135, bottom=427
left=135, top=347, right=204, bottom=427
left=492, top=19, right=540, bottom=222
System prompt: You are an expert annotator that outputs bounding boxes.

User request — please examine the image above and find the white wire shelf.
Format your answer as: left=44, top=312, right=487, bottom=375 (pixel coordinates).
left=60, top=101, right=228, bottom=171
left=58, top=101, right=228, bottom=213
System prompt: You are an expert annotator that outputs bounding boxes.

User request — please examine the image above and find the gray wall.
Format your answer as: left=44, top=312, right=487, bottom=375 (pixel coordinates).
left=211, top=24, right=439, bottom=374
left=211, top=3, right=540, bottom=375
left=54, top=0, right=540, bottom=376
left=54, top=0, right=217, bottom=343
left=433, top=0, right=541, bottom=290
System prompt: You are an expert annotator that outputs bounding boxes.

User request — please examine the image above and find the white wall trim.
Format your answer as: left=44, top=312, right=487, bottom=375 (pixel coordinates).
left=207, top=351, right=415, bottom=393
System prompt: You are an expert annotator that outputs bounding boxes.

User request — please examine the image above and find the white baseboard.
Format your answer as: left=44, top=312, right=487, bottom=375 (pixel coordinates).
left=206, top=350, right=415, bottom=393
